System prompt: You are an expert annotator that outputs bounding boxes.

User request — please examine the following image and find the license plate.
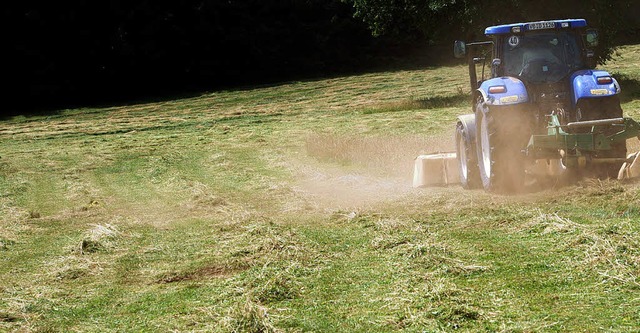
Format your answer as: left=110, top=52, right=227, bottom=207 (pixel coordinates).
left=528, top=21, right=556, bottom=30
left=499, top=95, right=519, bottom=104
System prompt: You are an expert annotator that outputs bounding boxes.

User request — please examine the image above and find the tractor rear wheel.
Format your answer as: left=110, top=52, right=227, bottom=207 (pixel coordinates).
left=475, top=103, right=527, bottom=193
left=576, top=96, right=627, bottom=178
left=455, top=121, right=480, bottom=189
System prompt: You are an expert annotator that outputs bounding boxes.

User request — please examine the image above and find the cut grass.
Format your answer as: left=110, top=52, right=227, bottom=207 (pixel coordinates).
left=1, top=45, right=640, bottom=332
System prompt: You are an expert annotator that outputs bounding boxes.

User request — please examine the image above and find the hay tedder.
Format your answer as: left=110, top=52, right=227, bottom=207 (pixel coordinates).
left=414, top=19, right=640, bottom=192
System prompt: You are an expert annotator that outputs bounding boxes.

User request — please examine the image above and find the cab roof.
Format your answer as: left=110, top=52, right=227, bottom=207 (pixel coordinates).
left=485, top=19, right=587, bottom=36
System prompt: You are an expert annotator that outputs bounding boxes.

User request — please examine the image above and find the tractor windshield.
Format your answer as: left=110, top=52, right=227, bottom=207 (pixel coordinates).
left=501, top=32, right=583, bottom=83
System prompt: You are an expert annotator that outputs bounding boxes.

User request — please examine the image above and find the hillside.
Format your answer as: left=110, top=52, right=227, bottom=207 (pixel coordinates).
left=1, top=45, right=640, bottom=332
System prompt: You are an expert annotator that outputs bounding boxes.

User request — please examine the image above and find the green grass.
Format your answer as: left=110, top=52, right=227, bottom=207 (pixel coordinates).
left=2, top=45, right=640, bottom=332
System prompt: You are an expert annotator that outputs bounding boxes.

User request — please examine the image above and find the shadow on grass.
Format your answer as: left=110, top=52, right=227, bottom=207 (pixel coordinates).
left=614, top=73, right=640, bottom=103
left=2, top=43, right=466, bottom=120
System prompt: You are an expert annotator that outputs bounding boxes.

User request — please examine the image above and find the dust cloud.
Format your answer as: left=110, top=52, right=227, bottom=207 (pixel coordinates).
left=290, top=132, right=456, bottom=209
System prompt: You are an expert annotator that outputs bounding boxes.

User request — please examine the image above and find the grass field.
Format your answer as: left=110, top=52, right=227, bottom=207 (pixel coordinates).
left=2, top=45, right=640, bottom=332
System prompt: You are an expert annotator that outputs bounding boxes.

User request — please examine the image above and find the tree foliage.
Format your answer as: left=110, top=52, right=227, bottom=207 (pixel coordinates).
left=4, top=0, right=379, bottom=112
left=347, top=0, right=640, bottom=62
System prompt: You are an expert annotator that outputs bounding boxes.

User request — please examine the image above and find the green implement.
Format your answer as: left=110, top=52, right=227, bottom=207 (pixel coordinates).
left=527, top=116, right=640, bottom=168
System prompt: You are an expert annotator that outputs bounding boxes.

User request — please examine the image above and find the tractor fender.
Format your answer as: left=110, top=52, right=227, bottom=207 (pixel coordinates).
left=457, top=114, right=477, bottom=144
left=571, top=69, right=620, bottom=106
left=477, top=76, right=529, bottom=106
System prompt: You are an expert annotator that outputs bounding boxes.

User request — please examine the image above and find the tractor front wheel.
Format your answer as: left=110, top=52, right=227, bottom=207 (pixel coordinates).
left=455, top=121, right=480, bottom=189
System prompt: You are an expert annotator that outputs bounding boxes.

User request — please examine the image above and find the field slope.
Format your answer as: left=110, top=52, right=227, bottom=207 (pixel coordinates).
left=2, top=45, right=640, bottom=332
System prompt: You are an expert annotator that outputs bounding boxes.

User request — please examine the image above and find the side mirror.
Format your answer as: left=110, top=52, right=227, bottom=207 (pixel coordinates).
left=491, top=58, right=502, bottom=77
left=454, top=40, right=467, bottom=58
left=585, top=29, right=599, bottom=47
left=585, top=29, right=598, bottom=68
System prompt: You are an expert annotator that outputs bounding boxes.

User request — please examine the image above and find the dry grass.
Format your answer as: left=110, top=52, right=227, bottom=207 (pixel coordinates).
left=523, top=210, right=640, bottom=288
left=76, top=223, right=121, bottom=254
left=523, top=211, right=580, bottom=234
left=222, top=298, right=279, bottom=333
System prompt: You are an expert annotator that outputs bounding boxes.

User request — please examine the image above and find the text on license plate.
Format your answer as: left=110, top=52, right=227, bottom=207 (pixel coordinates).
left=528, top=22, right=556, bottom=30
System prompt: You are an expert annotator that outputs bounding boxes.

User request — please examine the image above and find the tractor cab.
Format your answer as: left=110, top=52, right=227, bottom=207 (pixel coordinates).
left=489, top=20, right=599, bottom=83
left=455, top=19, right=599, bottom=88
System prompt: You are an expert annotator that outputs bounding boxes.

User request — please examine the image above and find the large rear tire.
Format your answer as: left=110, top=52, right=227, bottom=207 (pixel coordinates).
left=475, top=102, right=527, bottom=193
left=455, top=121, right=481, bottom=189
left=576, top=96, right=627, bottom=179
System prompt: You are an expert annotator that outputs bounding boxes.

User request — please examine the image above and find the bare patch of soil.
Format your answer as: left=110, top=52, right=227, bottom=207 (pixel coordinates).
left=0, top=312, right=20, bottom=323
left=157, top=263, right=248, bottom=283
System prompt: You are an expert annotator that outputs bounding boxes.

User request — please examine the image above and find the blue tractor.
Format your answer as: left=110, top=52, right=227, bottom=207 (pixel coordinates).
left=453, top=19, right=639, bottom=192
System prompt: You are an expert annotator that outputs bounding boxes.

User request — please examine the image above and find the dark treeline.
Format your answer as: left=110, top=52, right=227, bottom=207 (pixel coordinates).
left=5, top=1, right=640, bottom=114
left=5, top=1, right=390, bottom=113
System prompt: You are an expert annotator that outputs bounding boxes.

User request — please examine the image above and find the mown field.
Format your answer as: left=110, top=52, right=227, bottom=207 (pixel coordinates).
left=2, top=45, right=640, bottom=332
